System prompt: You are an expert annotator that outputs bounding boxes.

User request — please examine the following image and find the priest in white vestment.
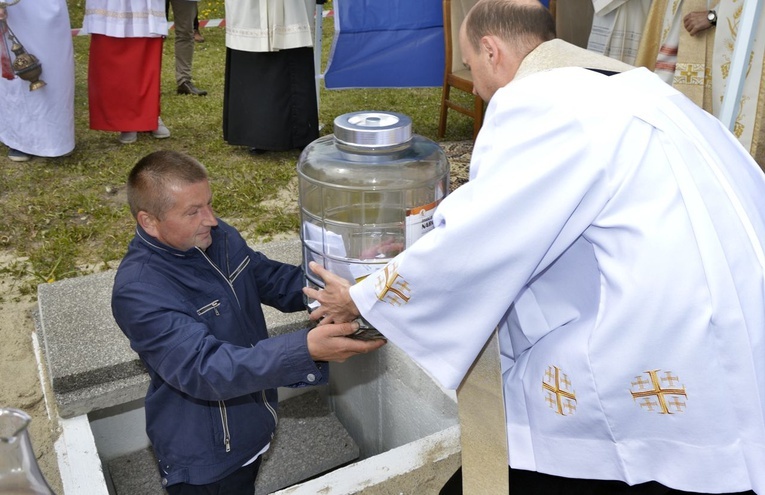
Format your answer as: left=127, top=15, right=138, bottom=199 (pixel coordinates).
left=710, top=0, right=765, bottom=166
left=637, top=0, right=764, bottom=168
left=0, top=0, right=75, bottom=162
left=641, top=0, right=716, bottom=85
left=306, top=1, right=765, bottom=493
left=587, top=0, right=652, bottom=64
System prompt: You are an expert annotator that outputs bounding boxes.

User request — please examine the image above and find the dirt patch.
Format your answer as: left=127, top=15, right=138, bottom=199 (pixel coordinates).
left=0, top=253, right=63, bottom=493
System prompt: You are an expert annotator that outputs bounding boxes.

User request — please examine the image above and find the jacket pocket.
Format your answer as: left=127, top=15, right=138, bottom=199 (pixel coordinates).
left=197, top=299, right=221, bottom=317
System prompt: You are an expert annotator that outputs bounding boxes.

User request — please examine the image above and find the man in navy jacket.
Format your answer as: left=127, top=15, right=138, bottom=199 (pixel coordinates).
left=111, top=150, right=385, bottom=494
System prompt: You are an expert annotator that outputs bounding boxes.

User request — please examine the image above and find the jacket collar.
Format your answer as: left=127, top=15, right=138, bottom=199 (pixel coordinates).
left=134, top=224, right=204, bottom=258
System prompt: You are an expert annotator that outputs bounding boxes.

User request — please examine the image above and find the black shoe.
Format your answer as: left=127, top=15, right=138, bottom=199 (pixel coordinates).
left=249, top=147, right=268, bottom=155
left=177, top=81, right=207, bottom=96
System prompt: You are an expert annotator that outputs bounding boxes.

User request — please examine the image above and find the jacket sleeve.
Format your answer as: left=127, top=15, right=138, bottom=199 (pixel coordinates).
left=247, top=250, right=307, bottom=313
left=112, top=279, right=327, bottom=401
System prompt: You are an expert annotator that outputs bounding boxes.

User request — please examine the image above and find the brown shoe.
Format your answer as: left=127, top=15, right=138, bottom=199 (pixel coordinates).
left=194, top=29, right=205, bottom=43
left=177, top=81, right=208, bottom=96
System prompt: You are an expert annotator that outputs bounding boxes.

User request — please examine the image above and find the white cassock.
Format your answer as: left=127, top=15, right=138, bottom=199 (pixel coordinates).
left=587, top=0, right=652, bottom=65
left=350, top=39, right=765, bottom=493
left=0, top=0, right=74, bottom=157
left=81, top=0, right=168, bottom=37
left=225, top=0, right=314, bottom=52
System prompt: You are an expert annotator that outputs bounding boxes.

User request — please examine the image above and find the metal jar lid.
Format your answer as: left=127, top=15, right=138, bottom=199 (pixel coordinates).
left=333, top=111, right=413, bottom=148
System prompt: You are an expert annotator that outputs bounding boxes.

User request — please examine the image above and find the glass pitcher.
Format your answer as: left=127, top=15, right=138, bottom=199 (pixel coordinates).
left=0, top=408, right=56, bottom=495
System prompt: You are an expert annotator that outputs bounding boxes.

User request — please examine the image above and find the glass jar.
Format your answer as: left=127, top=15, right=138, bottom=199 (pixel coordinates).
left=298, top=111, right=449, bottom=288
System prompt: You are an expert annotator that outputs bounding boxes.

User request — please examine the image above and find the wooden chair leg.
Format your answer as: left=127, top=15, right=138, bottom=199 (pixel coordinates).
left=438, top=83, right=451, bottom=139
left=472, top=95, right=484, bottom=140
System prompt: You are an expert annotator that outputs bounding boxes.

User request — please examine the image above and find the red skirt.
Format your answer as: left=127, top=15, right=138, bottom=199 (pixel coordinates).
left=88, top=35, right=163, bottom=132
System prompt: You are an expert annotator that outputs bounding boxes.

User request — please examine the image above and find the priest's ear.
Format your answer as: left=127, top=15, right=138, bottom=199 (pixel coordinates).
left=480, top=35, right=499, bottom=65
left=484, top=34, right=526, bottom=80
left=481, top=34, right=516, bottom=71
left=137, top=210, right=160, bottom=237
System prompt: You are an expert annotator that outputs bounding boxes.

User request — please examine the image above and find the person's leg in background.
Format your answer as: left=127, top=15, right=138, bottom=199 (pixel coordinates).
left=193, top=5, right=204, bottom=43
left=169, top=0, right=207, bottom=95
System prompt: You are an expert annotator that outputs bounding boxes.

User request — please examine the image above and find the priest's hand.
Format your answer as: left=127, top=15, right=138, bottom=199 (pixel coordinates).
left=307, top=320, right=386, bottom=362
left=683, top=11, right=714, bottom=36
left=303, top=261, right=360, bottom=324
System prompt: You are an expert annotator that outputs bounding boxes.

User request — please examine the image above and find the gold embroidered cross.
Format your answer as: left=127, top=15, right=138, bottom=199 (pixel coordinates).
left=675, top=64, right=699, bottom=84
left=630, top=369, right=687, bottom=414
left=374, top=261, right=411, bottom=306
left=542, top=366, right=577, bottom=416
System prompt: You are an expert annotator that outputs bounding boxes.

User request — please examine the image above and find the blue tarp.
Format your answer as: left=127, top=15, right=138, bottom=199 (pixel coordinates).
left=323, top=0, right=550, bottom=89
left=324, top=0, right=445, bottom=89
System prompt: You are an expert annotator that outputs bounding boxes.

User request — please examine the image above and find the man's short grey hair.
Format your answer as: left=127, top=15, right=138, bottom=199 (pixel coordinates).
left=127, top=150, right=209, bottom=220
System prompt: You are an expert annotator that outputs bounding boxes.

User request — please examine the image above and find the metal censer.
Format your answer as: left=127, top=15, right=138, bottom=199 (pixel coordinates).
left=0, top=408, right=56, bottom=494
left=0, top=0, right=46, bottom=91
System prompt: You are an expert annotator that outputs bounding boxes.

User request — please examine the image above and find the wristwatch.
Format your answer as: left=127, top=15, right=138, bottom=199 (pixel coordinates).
left=707, top=10, right=717, bottom=26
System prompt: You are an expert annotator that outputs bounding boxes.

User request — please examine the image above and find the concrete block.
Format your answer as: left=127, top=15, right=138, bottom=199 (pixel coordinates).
left=37, top=271, right=141, bottom=404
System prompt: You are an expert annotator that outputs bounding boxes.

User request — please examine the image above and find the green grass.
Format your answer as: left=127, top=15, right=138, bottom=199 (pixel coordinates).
left=0, top=2, right=475, bottom=296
